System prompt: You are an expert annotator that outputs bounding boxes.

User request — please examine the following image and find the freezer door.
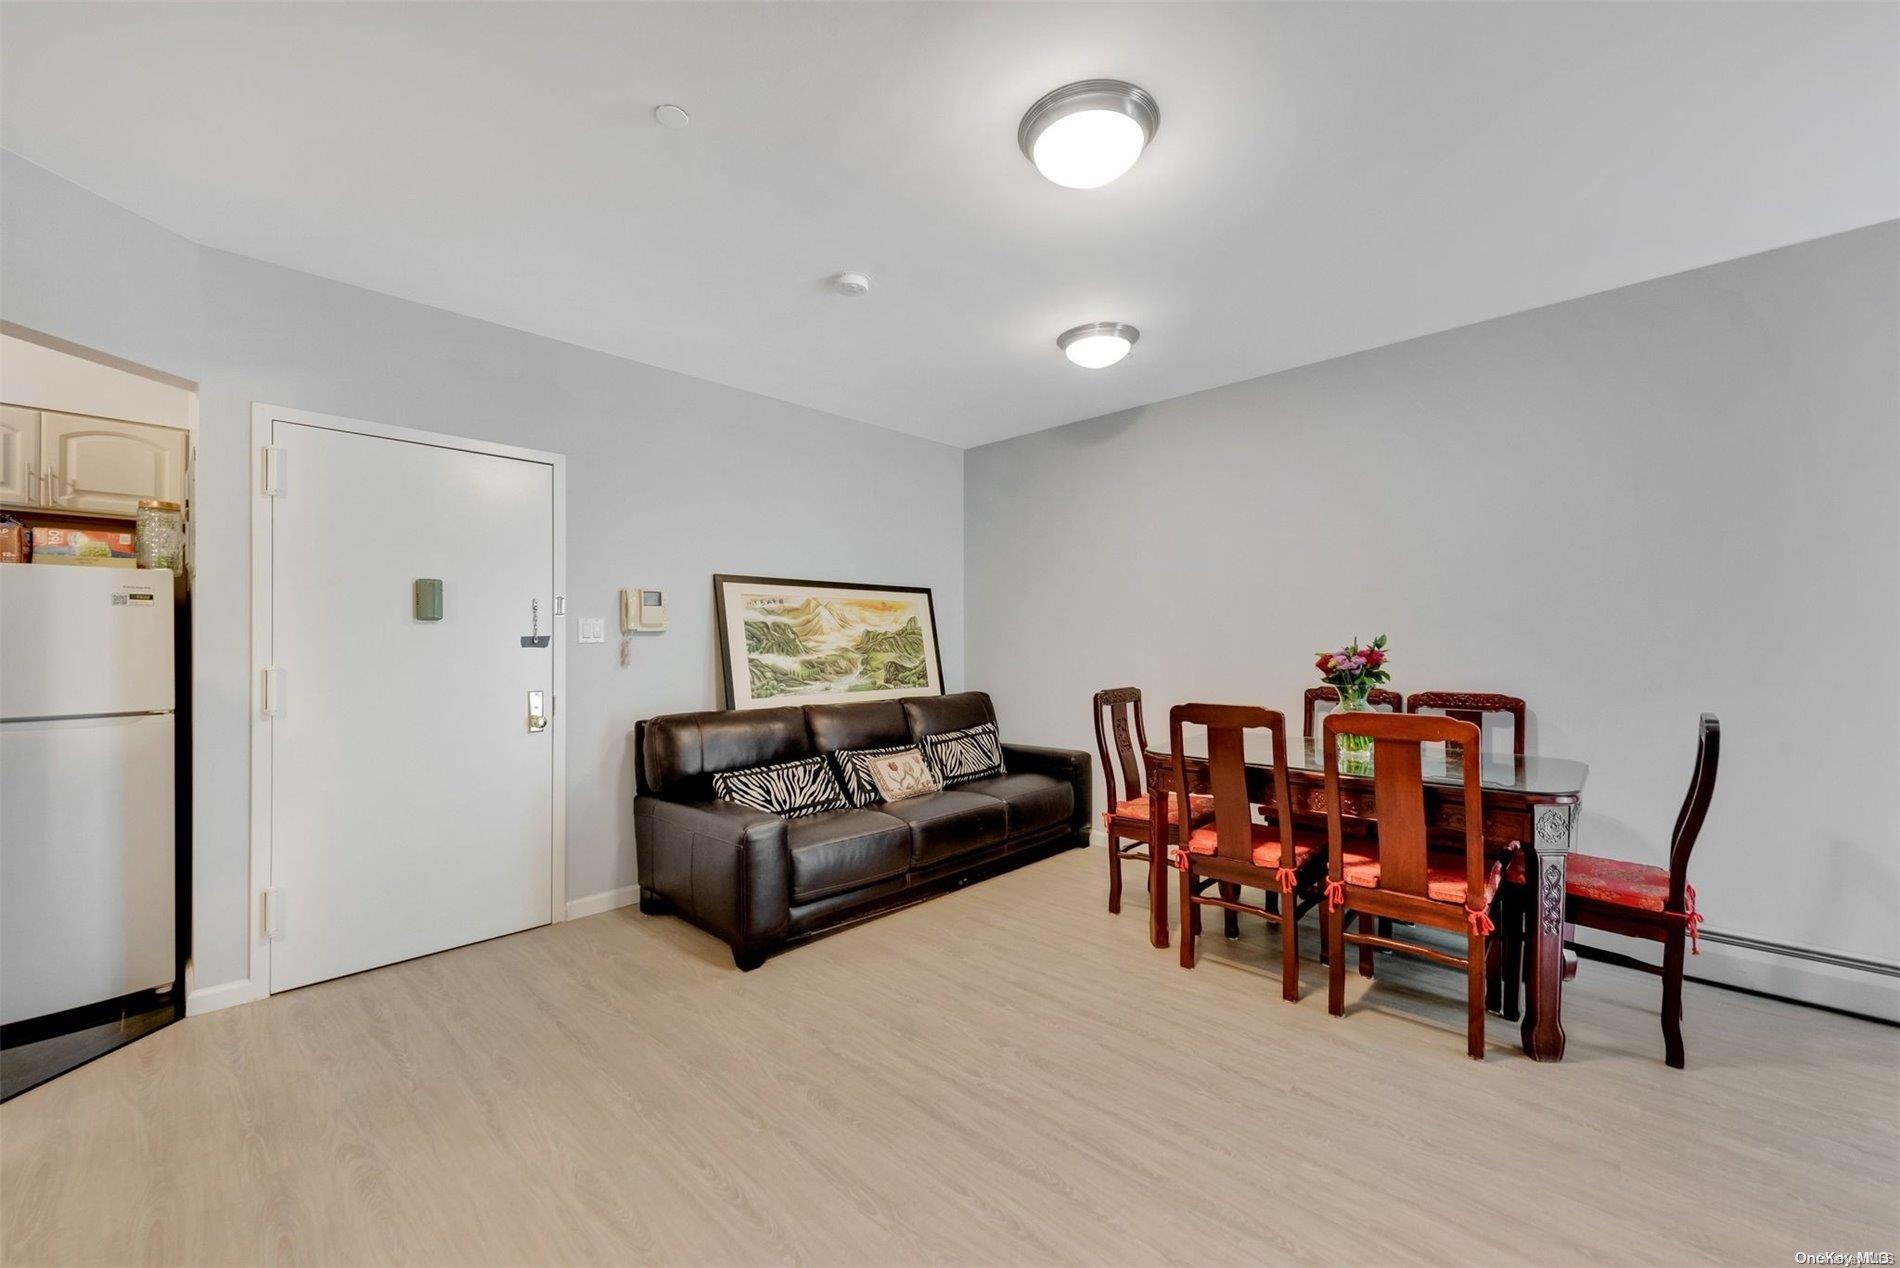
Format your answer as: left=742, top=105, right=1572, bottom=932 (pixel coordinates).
left=0, top=714, right=176, bottom=1025
left=0, top=564, right=175, bottom=718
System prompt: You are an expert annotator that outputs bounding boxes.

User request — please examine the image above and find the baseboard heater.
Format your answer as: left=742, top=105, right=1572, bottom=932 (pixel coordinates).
left=1572, top=926, right=1898, bottom=1027
left=1696, top=927, right=1899, bottom=978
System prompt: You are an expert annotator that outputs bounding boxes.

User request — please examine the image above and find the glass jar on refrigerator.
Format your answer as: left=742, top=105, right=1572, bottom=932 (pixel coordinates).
left=134, top=500, right=184, bottom=571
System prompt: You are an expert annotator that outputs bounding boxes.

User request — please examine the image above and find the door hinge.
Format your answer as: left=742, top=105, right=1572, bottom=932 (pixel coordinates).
left=263, top=887, right=285, bottom=941
left=553, top=595, right=566, bottom=617
left=262, top=445, right=286, bottom=496
left=261, top=665, right=285, bottom=716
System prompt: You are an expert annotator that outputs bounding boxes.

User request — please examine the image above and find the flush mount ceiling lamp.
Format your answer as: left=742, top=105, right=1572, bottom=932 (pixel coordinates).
left=1058, top=322, right=1140, bottom=369
left=1018, top=79, right=1160, bottom=189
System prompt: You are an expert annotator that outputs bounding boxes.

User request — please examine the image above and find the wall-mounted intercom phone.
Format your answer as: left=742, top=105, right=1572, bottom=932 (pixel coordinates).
left=620, top=588, right=667, bottom=633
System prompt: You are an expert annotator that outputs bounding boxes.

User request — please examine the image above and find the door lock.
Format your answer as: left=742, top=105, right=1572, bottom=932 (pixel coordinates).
left=527, top=690, right=547, bottom=733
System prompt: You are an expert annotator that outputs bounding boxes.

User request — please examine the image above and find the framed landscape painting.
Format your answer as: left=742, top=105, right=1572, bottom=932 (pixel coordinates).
left=714, top=575, right=944, bottom=710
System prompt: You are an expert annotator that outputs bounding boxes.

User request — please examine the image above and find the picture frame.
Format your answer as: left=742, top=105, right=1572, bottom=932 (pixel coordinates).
left=713, top=574, right=945, bottom=711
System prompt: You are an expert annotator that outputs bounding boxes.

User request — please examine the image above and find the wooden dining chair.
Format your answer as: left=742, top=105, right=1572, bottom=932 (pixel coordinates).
left=1302, top=686, right=1403, bottom=738
left=1322, top=712, right=1510, bottom=1060
left=1172, top=704, right=1327, bottom=1001
left=1500, top=714, right=1719, bottom=1068
left=1404, top=691, right=1527, bottom=758
left=1094, top=687, right=1213, bottom=915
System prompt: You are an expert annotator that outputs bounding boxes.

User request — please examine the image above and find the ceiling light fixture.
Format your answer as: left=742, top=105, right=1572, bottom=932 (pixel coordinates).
left=1018, top=79, right=1159, bottom=189
left=1058, top=322, right=1140, bottom=369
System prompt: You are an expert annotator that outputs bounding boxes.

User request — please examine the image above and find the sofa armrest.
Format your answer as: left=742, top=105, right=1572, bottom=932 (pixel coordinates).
left=646, top=796, right=784, bottom=844
left=634, top=796, right=791, bottom=949
left=1002, top=743, right=1093, bottom=833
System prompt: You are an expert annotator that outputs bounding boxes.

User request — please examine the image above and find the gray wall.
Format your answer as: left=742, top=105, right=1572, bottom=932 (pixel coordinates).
left=966, top=223, right=1900, bottom=1016
left=8, top=142, right=1894, bottom=1016
left=0, top=151, right=201, bottom=376
left=2, top=152, right=965, bottom=994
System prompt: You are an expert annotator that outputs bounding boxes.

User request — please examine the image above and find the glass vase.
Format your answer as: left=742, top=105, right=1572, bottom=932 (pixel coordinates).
left=1334, top=683, right=1375, bottom=758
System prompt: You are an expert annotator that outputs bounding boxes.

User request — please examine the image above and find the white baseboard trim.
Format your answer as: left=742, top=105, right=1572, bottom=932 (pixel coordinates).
left=566, top=884, right=640, bottom=921
left=186, top=977, right=264, bottom=1017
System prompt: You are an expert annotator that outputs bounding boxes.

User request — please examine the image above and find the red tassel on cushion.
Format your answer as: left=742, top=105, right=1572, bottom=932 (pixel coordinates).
left=1171, top=846, right=1189, bottom=873
left=1464, top=904, right=1495, bottom=937
left=1324, top=880, right=1345, bottom=911
left=1685, top=883, right=1703, bottom=954
left=1274, top=866, right=1298, bottom=894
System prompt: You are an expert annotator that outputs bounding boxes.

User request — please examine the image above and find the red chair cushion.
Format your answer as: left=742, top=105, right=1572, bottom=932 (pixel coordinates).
left=1503, top=852, right=1675, bottom=912
left=1340, top=846, right=1503, bottom=907
left=1180, top=820, right=1319, bottom=870
left=1107, top=793, right=1214, bottom=827
left=1562, top=854, right=1675, bottom=911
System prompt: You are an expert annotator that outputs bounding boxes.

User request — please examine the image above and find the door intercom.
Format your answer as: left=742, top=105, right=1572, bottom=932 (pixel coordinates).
left=620, top=588, right=666, bottom=633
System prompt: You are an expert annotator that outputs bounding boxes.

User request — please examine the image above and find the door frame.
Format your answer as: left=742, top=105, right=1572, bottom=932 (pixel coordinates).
left=247, top=403, right=566, bottom=1003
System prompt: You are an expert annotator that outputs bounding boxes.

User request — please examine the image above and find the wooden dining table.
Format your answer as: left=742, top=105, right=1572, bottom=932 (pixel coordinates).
left=1143, top=735, right=1589, bottom=1061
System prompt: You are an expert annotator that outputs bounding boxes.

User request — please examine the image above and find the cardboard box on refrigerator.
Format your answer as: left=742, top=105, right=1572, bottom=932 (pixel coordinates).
left=29, top=527, right=137, bottom=568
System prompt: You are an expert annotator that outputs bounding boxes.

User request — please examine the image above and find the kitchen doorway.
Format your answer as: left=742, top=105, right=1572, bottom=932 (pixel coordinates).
left=0, top=325, right=196, bottom=1101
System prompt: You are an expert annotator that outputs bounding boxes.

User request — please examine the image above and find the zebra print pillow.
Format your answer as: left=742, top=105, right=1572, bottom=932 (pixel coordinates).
left=712, top=756, right=848, bottom=819
left=832, top=744, right=920, bottom=808
left=921, top=722, right=1005, bottom=787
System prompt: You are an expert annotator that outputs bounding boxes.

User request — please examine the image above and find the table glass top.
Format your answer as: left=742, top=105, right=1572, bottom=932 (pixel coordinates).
left=1161, top=732, right=1588, bottom=797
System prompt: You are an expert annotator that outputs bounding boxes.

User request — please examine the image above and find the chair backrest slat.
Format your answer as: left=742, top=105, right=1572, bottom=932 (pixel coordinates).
left=1369, top=737, right=1430, bottom=896
left=1093, top=687, right=1150, bottom=810
left=1405, top=691, right=1526, bottom=758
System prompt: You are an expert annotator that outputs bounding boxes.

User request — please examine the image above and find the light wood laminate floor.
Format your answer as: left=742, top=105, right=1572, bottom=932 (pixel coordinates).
left=4, top=846, right=1895, bottom=1266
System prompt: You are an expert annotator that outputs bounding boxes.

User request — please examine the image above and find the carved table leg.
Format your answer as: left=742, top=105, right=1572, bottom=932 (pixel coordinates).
left=1147, top=757, right=1170, bottom=950
left=1522, top=802, right=1576, bottom=1061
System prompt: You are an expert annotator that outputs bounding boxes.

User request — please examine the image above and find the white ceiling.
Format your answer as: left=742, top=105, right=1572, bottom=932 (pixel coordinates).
left=3, top=2, right=1894, bottom=448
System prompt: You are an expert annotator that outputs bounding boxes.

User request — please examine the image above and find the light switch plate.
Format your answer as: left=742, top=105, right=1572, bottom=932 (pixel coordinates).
left=577, top=617, right=605, bottom=644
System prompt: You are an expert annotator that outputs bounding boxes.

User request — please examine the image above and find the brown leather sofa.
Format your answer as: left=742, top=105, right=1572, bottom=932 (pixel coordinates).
left=633, top=692, right=1091, bottom=969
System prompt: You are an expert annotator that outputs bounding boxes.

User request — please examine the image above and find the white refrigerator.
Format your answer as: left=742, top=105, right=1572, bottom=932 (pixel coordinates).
left=1, top=563, right=176, bottom=1027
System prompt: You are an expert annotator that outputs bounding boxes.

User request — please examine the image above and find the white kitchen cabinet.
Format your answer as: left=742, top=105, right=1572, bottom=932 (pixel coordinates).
left=0, top=406, right=40, bottom=505
left=39, top=411, right=188, bottom=516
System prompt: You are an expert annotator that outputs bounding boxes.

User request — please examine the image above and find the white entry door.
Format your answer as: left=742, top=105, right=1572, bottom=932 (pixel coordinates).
left=266, top=417, right=558, bottom=993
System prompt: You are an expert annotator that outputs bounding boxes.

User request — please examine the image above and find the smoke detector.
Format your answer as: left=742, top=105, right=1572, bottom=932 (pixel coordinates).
left=831, top=272, right=872, bottom=297
left=653, top=104, right=690, bottom=129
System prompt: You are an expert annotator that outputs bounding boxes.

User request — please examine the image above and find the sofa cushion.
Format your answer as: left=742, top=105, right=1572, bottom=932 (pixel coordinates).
left=866, top=748, right=941, bottom=803
left=955, top=772, right=1072, bottom=836
left=786, top=808, right=911, bottom=903
left=880, top=789, right=1009, bottom=866
left=712, top=756, right=848, bottom=819
left=833, top=742, right=919, bottom=808
left=901, top=691, right=997, bottom=741
left=643, top=706, right=811, bottom=800
left=921, top=721, right=1005, bottom=786
left=806, top=699, right=912, bottom=755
